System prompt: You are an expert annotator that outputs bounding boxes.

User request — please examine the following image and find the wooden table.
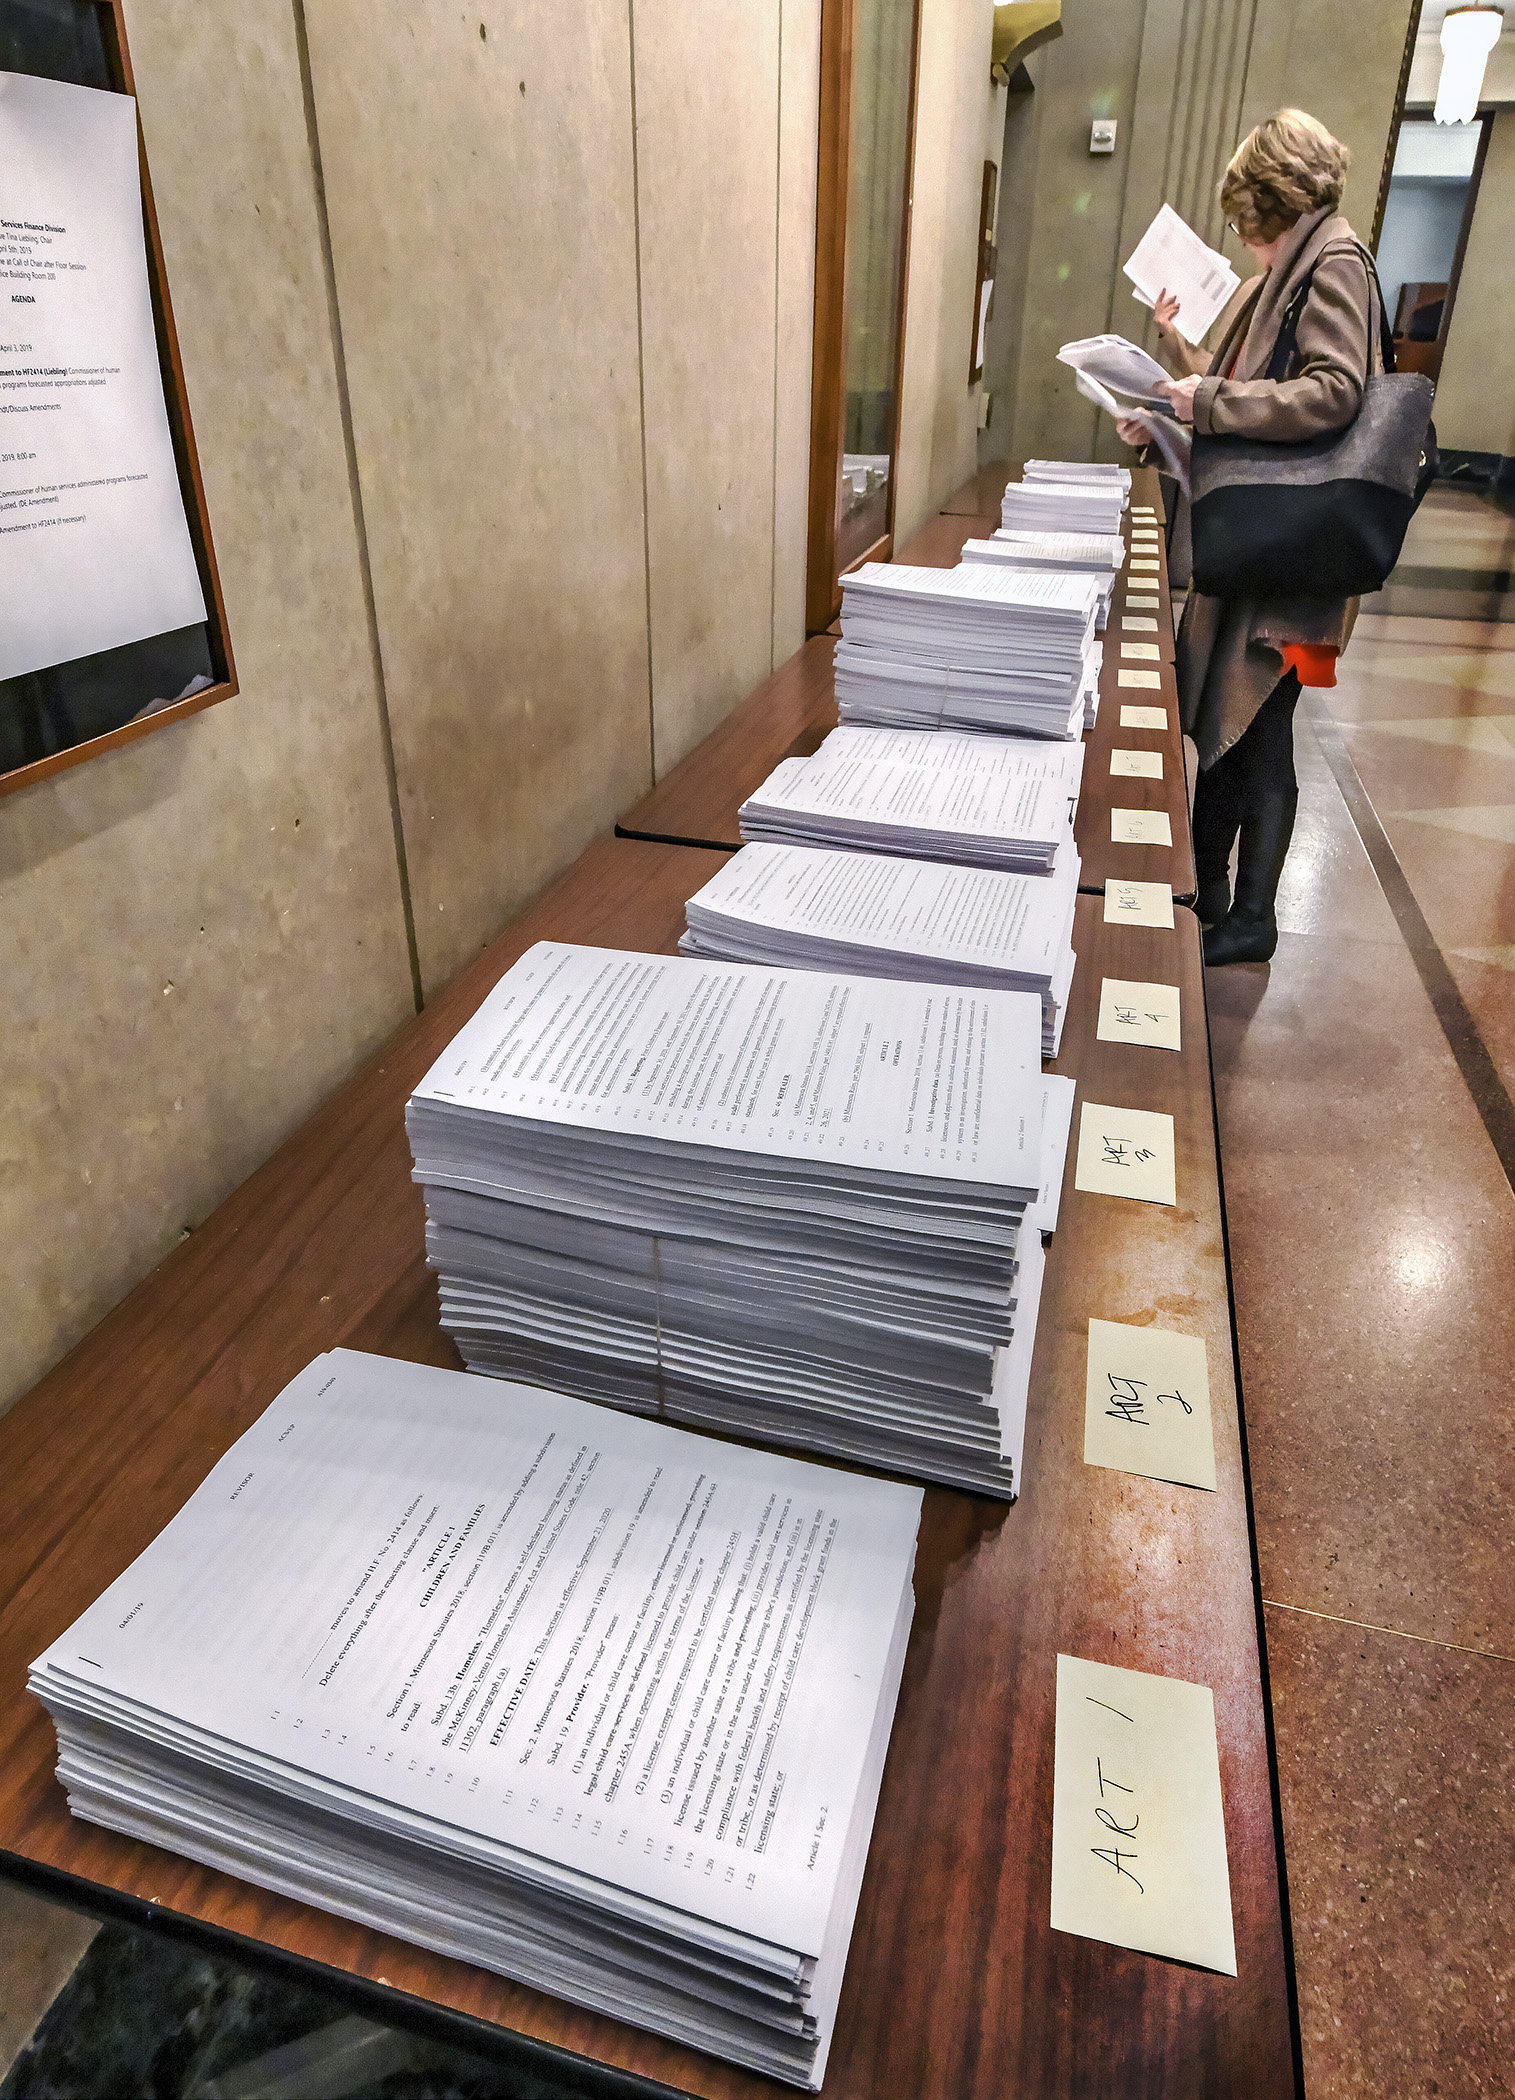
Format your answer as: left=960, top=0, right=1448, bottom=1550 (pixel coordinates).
left=1077, top=648, right=1194, bottom=903
left=0, top=836, right=1297, bottom=2097
left=1070, top=469, right=1193, bottom=900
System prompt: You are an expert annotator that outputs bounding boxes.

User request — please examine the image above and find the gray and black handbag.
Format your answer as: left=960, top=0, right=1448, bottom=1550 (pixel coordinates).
left=1189, top=242, right=1437, bottom=600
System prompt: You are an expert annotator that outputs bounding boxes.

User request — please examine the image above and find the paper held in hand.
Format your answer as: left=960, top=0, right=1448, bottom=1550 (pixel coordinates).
left=1124, top=202, right=1240, bottom=345
left=1057, top=335, right=1193, bottom=490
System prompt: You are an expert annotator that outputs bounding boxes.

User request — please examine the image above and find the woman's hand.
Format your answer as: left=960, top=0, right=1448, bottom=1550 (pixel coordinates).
left=1115, top=415, right=1149, bottom=447
left=1154, top=288, right=1181, bottom=337
left=1163, top=374, right=1201, bottom=423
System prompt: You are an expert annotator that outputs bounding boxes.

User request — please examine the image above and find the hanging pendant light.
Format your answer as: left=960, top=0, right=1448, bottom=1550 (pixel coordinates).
left=1435, top=5, right=1504, bottom=124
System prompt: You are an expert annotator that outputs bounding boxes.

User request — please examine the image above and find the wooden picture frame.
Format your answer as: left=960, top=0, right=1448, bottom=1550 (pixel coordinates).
left=0, top=0, right=235, bottom=799
left=969, top=158, right=997, bottom=387
left=804, top=0, right=923, bottom=636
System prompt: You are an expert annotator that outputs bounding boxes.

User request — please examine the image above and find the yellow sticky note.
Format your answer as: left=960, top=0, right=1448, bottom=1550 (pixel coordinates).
left=1103, top=879, right=1174, bottom=926
left=1120, top=642, right=1160, bottom=660
left=1111, top=808, right=1172, bottom=846
left=1096, top=975, right=1181, bottom=1050
left=1117, top=669, right=1162, bottom=689
left=1074, top=1101, right=1176, bottom=1205
left=1084, top=1318, right=1215, bottom=1490
left=1125, top=594, right=1160, bottom=610
left=1051, top=1654, right=1236, bottom=1973
left=1110, top=748, right=1162, bottom=779
left=1122, top=616, right=1158, bottom=631
left=1119, top=703, right=1167, bottom=728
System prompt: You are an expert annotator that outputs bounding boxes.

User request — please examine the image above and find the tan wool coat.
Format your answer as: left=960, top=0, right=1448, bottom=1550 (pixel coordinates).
left=1162, top=207, right=1382, bottom=768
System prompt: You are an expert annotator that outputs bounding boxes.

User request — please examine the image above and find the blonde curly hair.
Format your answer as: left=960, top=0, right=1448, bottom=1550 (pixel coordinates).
left=1220, top=109, right=1350, bottom=243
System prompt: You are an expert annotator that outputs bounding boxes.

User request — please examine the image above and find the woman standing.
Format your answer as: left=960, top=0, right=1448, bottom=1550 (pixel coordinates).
left=1120, top=109, right=1379, bottom=965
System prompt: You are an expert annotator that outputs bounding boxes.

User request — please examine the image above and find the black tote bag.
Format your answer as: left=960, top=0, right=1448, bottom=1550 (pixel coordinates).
left=1189, top=242, right=1437, bottom=601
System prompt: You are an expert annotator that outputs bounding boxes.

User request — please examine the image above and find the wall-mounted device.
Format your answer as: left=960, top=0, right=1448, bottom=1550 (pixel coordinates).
left=1089, top=119, right=1117, bottom=155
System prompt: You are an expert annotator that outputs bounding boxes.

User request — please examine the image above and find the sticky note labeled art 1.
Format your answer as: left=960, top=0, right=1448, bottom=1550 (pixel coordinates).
left=1052, top=1654, right=1236, bottom=1973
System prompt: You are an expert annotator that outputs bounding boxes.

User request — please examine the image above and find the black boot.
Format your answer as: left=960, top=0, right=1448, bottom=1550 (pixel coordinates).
left=1195, top=873, right=1231, bottom=927
left=1190, top=748, right=1245, bottom=931
left=1202, top=785, right=1298, bottom=966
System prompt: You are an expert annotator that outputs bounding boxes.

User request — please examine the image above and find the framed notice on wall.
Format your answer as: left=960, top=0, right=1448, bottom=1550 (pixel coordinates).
left=970, top=159, right=997, bottom=386
left=0, top=1, right=233, bottom=796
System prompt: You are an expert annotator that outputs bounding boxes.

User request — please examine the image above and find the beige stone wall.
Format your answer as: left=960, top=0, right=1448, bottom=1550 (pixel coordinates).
left=983, top=0, right=1416, bottom=468
left=0, top=0, right=822, bottom=1413
left=1431, top=113, right=1515, bottom=456
left=895, top=0, right=1002, bottom=540
left=0, top=0, right=416, bottom=1418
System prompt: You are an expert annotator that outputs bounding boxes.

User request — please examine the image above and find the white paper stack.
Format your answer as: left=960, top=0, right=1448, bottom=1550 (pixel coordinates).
left=405, top=943, right=1050, bottom=1501
left=739, top=727, right=1082, bottom=877
left=682, top=841, right=1080, bottom=1057
left=30, top=1350, right=924, bottom=2090
left=960, top=528, right=1123, bottom=633
left=1000, top=477, right=1126, bottom=536
left=1081, top=639, right=1103, bottom=730
left=834, top=562, right=1098, bottom=740
left=805, top=722, right=1086, bottom=823
left=1024, top=459, right=1132, bottom=497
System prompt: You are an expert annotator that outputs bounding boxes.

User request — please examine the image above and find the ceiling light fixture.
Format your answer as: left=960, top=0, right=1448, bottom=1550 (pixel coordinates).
left=1435, top=5, right=1504, bottom=124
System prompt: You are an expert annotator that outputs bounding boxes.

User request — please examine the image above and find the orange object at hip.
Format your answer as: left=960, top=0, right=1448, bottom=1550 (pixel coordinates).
left=1279, top=643, right=1337, bottom=688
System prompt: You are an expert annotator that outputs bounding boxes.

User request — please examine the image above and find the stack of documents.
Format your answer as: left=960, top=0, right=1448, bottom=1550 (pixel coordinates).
left=960, top=528, right=1123, bottom=632
left=406, top=943, right=1051, bottom=1500
left=1023, top=459, right=1131, bottom=498
left=682, top=840, right=1079, bottom=1057
left=834, top=562, right=1098, bottom=740
left=1000, top=477, right=1126, bottom=536
left=31, top=1350, right=923, bottom=2090
left=739, top=724, right=1083, bottom=877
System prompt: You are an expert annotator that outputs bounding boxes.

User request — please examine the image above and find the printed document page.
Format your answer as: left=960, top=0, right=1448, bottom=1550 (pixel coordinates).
left=0, top=73, right=206, bottom=678
left=1122, top=202, right=1240, bottom=345
left=748, top=751, right=1072, bottom=846
left=688, top=844, right=1074, bottom=980
left=35, top=1351, right=923, bottom=1959
left=411, top=942, right=1042, bottom=1192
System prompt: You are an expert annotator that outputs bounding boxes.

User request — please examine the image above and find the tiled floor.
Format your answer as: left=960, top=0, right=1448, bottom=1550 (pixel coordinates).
left=1207, top=501, right=1515, bottom=2096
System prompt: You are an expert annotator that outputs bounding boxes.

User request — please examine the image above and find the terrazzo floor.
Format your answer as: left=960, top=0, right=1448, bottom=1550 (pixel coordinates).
left=1206, top=505, right=1515, bottom=2095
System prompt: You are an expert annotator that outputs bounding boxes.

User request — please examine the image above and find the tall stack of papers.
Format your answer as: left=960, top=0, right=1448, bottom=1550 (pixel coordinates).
left=681, top=840, right=1080, bottom=1057
left=30, top=1350, right=923, bottom=2090
left=834, top=562, right=1098, bottom=739
left=406, top=942, right=1050, bottom=1500
left=1000, top=477, right=1126, bottom=536
left=960, top=528, right=1123, bottom=633
left=739, top=725, right=1082, bottom=876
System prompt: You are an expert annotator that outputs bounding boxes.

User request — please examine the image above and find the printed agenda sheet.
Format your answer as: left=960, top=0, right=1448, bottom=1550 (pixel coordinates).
left=0, top=72, right=205, bottom=678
